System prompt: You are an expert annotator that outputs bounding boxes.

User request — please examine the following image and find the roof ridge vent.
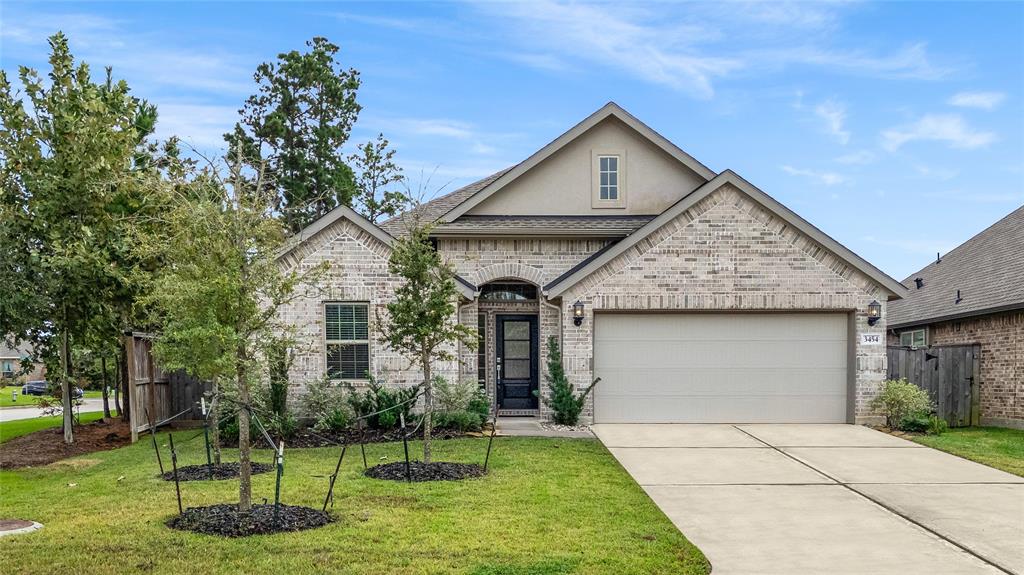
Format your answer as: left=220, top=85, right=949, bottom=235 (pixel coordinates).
left=914, top=278, right=924, bottom=289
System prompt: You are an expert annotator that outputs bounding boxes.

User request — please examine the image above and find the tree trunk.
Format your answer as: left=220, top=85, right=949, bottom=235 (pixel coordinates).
left=118, top=338, right=130, bottom=423
left=101, top=356, right=112, bottom=418
left=209, top=378, right=222, bottom=465
left=60, top=320, right=74, bottom=444
left=113, top=359, right=121, bottom=415
left=236, top=347, right=252, bottom=512
left=421, top=351, right=432, bottom=464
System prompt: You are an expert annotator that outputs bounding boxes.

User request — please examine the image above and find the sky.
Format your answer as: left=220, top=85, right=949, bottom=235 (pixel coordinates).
left=1, top=1, right=1022, bottom=280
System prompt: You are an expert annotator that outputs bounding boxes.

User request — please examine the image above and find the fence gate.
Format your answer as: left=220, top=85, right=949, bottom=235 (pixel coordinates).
left=124, top=332, right=209, bottom=442
left=886, top=344, right=980, bottom=427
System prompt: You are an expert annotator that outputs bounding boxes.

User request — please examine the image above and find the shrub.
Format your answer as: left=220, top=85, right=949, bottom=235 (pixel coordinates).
left=538, top=336, right=598, bottom=426
left=435, top=376, right=491, bottom=424
left=265, top=411, right=299, bottom=440
left=346, top=376, right=419, bottom=429
left=870, top=378, right=933, bottom=429
left=301, top=376, right=352, bottom=433
left=467, top=391, right=491, bottom=425
left=926, top=415, right=949, bottom=436
left=898, top=414, right=931, bottom=433
left=433, top=410, right=483, bottom=432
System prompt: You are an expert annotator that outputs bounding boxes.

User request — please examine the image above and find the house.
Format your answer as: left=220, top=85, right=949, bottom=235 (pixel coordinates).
left=888, top=205, right=1024, bottom=429
left=0, top=341, right=46, bottom=382
left=278, top=102, right=906, bottom=424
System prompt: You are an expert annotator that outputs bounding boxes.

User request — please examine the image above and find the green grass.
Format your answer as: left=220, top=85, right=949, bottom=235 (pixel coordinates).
left=0, top=385, right=103, bottom=408
left=0, top=411, right=111, bottom=443
left=912, top=426, right=1024, bottom=477
left=0, top=436, right=708, bottom=574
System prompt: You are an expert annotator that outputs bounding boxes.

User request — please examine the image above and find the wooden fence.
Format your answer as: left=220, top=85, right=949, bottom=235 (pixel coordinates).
left=124, top=332, right=210, bottom=442
left=886, top=344, right=980, bottom=427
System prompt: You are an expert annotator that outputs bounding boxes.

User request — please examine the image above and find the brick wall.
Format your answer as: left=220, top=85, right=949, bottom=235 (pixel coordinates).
left=901, top=310, right=1023, bottom=429
left=560, top=185, right=891, bottom=424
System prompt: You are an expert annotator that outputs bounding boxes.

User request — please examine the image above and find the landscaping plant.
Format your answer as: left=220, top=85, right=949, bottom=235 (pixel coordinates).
left=870, top=378, right=934, bottom=430
left=379, top=217, right=476, bottom=463
left=345, top=376, right=419, bottom=429
left=433, top=377, right=489, bottom=432
left=141, top=151, right=326, bottom=512
left=301, top=376, right=352, bottom=433
left=539, top=336, right=598, bottom=425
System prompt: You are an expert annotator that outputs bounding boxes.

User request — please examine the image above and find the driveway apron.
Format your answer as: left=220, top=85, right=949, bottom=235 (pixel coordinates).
left=593, top=423, right=1024, bottom=575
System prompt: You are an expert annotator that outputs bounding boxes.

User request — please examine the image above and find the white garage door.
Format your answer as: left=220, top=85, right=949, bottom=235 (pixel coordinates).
left=593, top=313, right=849, bottom=423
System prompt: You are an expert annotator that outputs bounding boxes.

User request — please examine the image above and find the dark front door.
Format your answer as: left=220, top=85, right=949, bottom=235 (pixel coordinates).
left=496, top=314, right=539, bottom=410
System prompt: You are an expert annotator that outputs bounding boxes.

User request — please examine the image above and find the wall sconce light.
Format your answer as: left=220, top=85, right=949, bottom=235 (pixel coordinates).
left=867, top=300, right=882, bottom=326
left=572, top=300, right=585, bottom=327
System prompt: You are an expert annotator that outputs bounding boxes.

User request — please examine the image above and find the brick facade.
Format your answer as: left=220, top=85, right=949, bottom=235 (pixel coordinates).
left=279, top=185, right=893, bottom=424
left=890, top=310, right=1023, bottom=429
left=560, top=185, right=889, bottom=424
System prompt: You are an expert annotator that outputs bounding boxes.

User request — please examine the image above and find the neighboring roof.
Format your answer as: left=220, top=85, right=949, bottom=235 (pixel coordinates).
left=378, top=168, right=513, bottom=237
left=888, top=204, right=1024, bottom=329
left=437, top=102, right=717, bottom=223
left=278, top=203, right=477, bottom=299
left=431, top=215, right=657, bottom=237
left=0, top=341, right=33, bottom=360
left=544, top=170, right=908, bottom=299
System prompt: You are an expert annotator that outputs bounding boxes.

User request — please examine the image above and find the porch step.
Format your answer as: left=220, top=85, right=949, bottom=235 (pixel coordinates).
left=498, top=409, right=539, bottom=417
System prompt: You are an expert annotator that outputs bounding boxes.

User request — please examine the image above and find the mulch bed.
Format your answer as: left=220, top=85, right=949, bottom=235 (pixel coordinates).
left=160, top=462, right=274, bottom=482
left=221, top=426, right=476, bottom=449
left=0, top=419, right=130, bottom=469
left=365, top=461, right=486, bottom=482
left=166, top=503, right=332, bottom=537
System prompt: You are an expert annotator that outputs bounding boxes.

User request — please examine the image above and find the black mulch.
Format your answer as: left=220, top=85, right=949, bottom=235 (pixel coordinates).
left=222, top=426, right=475, bottom=449
left=166, top=504, right=332, bottom=537
left=365, top=461, right=486, bottom=482
left=160, top=462, right=274, bottom=482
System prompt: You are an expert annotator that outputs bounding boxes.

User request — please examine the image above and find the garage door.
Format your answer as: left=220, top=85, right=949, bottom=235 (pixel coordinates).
left=593, top=313, right=849, bottom=423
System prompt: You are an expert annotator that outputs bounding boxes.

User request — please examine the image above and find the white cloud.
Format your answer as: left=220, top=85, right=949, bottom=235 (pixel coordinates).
left=948, top=91, right=1006, bottom=110
left=154, top=103, right=239, bottom=152
left=781, top=165, right=848, bottom=186
left=750, top=43, right=952, bottom=81
left=815, top=99, right=850, bottom=144
left=913, top=164, right=959, bottom=181
left=882, top=115, right=996, bottom=151
left=835, top=150, right=875, bottom=165
left=920, top=189, right=1024, bottom=204
left=364, top=116, right=521, bottom=158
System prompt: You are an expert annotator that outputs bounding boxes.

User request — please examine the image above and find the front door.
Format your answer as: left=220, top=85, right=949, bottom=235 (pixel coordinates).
left=496, top=314, right=539, bottom=410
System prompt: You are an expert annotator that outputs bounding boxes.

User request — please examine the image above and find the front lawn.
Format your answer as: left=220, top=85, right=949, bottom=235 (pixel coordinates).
left=0, top=436, right=708, bottom=574
left=911, top=426, right=1024, bottom=477
left=0, top=412, right=112, bottom=443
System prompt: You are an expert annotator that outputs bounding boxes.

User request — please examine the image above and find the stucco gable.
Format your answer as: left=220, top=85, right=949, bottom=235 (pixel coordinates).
left=441, top=102, right=715, bottom=221
left=546, top=171, right=906, bottom=299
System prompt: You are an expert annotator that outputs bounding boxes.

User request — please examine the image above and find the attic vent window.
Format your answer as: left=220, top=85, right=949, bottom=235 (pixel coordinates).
left=599, top=156, right=619, bottom=200
left=592, top=150, right=626, bottom=208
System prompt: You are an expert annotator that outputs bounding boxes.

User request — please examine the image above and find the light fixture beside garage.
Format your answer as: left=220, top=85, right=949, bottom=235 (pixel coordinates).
left=572, top=300, right=585, bottom=326
left=867, top=300, right=882, bottom=326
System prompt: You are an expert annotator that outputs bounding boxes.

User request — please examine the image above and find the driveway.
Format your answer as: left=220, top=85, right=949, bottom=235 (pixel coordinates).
left=593, top=424, right=1024, bottom=575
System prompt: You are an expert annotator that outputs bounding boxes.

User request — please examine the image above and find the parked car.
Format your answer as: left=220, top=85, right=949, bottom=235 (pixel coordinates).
left=21, top=380, right=48, bottom=396
left=20, top=380, right=83, bottom=399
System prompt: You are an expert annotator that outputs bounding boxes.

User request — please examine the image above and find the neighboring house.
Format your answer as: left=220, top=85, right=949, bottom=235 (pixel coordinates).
left=0, top=341, right=46, bottom=382
left=888, top=205, right=1024, bottom=429
left=278, top=103, right=906, bottom=424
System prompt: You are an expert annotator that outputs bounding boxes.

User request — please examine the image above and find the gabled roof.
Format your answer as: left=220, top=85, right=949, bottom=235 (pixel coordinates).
left=544, top=170, right=908, bottom=299
left=888, top=204, right=1024, bottom=329
left=378, top=168, right=512, bottom=237
left=437, top=102, right=717, bottom=222
left=278, top=203, right=477, bottom=299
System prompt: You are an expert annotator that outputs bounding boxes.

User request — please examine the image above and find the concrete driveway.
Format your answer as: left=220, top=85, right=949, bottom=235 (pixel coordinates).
left=593, top=424, right=1024, bottom=575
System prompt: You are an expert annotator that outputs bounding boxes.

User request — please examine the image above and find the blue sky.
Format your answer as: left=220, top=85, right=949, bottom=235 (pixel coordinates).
left=1, top=1, right=1022, bottom=279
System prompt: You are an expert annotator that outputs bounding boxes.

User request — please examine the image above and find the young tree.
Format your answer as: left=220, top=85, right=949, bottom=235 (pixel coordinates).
left=0, top=33, right=157, bottom=443
left=349, top=134, right=407, bottom=223
left=225, top=36, right=362, bottom=234
left=380, top=220, right=475, bottom=463
left=142, top=153, right=325, bottom=512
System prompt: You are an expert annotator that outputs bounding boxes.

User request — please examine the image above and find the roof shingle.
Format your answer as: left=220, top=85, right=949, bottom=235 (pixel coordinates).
left=888, top=205, right=1024, bottom=328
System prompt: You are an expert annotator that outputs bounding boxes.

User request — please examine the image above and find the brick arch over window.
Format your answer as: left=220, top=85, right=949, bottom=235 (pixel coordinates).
left=473, top=263, right=545, bottom=288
